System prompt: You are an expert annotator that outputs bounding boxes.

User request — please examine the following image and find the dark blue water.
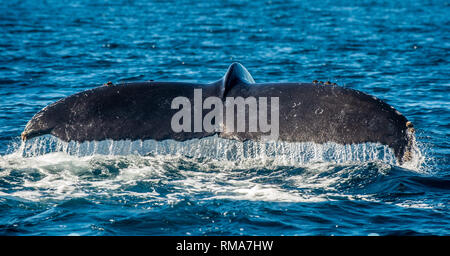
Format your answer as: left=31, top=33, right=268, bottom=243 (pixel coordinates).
left=0, top=0, right=449, bottom=235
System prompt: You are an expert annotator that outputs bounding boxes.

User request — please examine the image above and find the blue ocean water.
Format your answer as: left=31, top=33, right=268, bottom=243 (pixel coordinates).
left=0, top=0, right=449, bottom=235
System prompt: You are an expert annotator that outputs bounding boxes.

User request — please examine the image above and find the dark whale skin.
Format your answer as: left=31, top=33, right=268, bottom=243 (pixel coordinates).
left=22, top=63, right=414, bottom=162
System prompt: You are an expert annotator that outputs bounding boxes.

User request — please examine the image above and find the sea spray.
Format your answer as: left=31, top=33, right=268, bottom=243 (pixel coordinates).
left=16, top=135, right=403, bottom=165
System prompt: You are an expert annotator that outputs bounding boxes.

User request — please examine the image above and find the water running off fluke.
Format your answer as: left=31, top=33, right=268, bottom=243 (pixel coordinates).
left=12, top=134, right=425, bottom=171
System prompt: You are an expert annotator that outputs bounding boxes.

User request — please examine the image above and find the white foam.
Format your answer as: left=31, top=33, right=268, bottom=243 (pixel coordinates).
left=0, top=134, right=428, bottom=203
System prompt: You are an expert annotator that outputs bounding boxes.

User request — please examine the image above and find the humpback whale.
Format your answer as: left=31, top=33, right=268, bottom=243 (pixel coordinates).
left=21, top=63, right=415, bottom=163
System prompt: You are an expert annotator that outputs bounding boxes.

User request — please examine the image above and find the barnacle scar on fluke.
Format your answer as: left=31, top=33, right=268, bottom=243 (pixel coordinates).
left=22, top=62, right=415, bottom=163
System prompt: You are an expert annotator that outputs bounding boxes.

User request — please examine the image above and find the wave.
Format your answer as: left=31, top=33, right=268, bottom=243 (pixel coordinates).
left=0, top=152, right=442, bottom=210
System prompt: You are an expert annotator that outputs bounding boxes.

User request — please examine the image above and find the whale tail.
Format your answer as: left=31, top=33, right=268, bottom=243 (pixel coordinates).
left=21, top=62, right=415, bottom=164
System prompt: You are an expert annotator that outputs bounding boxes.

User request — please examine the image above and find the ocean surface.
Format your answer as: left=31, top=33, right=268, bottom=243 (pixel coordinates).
left=0, top=0, right=449, bottom=235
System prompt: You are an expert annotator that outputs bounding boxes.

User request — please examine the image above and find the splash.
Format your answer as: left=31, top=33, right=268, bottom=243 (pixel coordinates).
left=401, top=131, right=426, bottom=172
left=8, top=134, right=428, bottom=171
left=15, top=135, right=405, bottom=166
left=0, top=134, right=432, bottom=207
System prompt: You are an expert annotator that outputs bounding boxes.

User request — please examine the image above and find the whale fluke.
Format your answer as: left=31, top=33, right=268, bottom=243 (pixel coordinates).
left=21, top=62, right=415, bottom=163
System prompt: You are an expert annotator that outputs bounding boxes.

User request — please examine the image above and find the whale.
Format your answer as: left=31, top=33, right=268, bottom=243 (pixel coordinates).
left=21, top=63, right=415, bottom=163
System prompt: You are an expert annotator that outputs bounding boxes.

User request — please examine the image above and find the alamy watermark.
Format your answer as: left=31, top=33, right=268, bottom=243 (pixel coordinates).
left=170, top=89, right=279, bottom=140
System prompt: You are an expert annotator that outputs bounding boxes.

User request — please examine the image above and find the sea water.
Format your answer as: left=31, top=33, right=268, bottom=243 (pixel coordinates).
left=0, top=0, right=448, bottom=235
